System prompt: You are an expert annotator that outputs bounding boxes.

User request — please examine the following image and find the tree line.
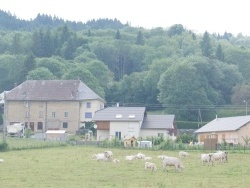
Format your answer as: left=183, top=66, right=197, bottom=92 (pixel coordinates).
left=1, top=10, right=250, bottom=128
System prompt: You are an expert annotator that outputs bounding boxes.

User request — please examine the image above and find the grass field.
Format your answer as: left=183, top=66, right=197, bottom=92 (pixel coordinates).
left=0, top=145, right=250, bottom=188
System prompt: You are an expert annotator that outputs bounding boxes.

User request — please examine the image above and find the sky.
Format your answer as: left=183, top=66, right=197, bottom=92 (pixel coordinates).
left=1, top=0, right=250, bottom=36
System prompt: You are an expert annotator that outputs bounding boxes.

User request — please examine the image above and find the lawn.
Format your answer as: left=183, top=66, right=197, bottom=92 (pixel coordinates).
left=0, top=145, right=250, bottom=188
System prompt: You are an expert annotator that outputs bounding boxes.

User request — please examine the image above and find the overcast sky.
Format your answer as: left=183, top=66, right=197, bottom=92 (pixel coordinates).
left=1, top=0, right=250, bottom=36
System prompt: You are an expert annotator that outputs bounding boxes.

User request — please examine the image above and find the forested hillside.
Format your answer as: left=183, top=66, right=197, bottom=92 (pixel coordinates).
left=1, top=10, right=250, bottom=128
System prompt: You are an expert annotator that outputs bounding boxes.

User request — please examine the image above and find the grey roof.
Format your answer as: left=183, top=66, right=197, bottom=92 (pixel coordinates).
left=5, top=80, right=104, bottom=101
left=195, top=115, right=250, bottom=133
left=92, top=107, right=146, bottom=121
left=141, top=115, right=175, bottom=129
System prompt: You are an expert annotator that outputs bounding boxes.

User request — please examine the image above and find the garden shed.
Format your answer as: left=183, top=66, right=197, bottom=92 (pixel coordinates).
left=46, top=130, right=67, bottom=141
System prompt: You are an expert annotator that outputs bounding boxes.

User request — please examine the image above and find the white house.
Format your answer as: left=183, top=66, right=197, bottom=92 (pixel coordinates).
left=92, top=107, right=176, bottom=141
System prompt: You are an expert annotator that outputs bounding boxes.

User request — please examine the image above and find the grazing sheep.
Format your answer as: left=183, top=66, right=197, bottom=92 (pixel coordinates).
left=145, top=162, right=157, bottom=171
left=104, top=150, right=113, bottom=161
left=144, top=156, right=152, bottom=160
left=157, top=155, right=168, bottom=160
left=199, top=153, right=213, bottom=166
left=216, top=150, right=228, bottom=162
left=211, top=151, right=229, bottom=164
left=112, top=159, right=120, bottom=164
left=92, top=153, right=109, bottom=162
left=162, top=157, right=184, bottom=172
left=136, top=153, right=145, bottom=159
left=179, top=151, right=189, bottom=158
left=125, top=155, right=137, bottom=161
left=0, top=159, right=4, bottom=163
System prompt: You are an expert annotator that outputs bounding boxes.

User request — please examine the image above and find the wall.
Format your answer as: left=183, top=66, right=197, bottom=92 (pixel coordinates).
left=109, top=121, right=140, bottom=140
left=140, top=129, right=169, bottom=139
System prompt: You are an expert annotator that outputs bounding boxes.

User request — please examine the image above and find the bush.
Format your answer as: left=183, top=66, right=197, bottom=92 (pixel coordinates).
left=0, top=142, right=8, bottom=151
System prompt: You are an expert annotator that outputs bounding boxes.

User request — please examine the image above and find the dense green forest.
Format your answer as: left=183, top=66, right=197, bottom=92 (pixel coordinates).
left=1, top=10, right=250, bottom=128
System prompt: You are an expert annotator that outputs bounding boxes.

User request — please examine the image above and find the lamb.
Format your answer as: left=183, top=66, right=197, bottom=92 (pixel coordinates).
left=143, top=156, right=152, bottom=160
left=104, top=150, right=113, bottom=161
left=112, top=159, right=120, bottom=164
left=92, top=153, right=109, bottom=162
left=157, top=155, right=168, bottom=160
left=162, top=156, right=184, bottom=172
left=179, top=151, right=189, bottom=158
left=136, top=153, right=145, bottom=159
left=199, top=153, right=213, bottom=166
left=125, top=155, right=137, bottom=161
left=144, top=162, right=157, bottom=171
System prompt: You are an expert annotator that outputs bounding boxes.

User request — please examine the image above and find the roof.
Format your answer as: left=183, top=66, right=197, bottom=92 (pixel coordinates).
left=141, top=115, right=175, bottom=129
left=92, top=107, right=146, bottom=122
left=46, top=130, right=66, bottom=134
left=195, top=115, right=250, bottom=133
left=5, top=80, right=104, bottom=102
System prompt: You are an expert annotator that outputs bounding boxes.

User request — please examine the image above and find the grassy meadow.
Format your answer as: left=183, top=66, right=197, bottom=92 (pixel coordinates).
left=0, top=143, right=250, bottom=188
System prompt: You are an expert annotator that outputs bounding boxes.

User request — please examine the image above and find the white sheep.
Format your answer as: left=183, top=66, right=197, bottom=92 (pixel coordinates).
left=92, top=153, right=108, bottom=162
left=0, top=158, right=4, bottom=163
left=144, top=162, right=157, bottom=171
left=199, top=153, right=213, bottom=166
left=104, top=150, right=113, bottom=161
left=112, top=159, right=120, bottom=164
left=216, top=151, right=228, bottom=162
left=157, top=155, right=168, bottom=160
left=125, top=155, right=137, bottom=161
left=179, top=151, right=189, bottom=158
left=136, top=153, right=145, bottom=159
left=162, top=156, right=184, bottom=172
left=143, top=156, right=152, bottom=160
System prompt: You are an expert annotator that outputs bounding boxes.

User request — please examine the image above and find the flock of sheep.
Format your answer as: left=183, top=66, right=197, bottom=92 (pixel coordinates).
left=91, top=150, right=229, bottom=172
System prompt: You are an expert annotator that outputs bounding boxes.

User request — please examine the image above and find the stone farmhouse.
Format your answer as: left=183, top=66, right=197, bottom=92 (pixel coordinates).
left=4, top=80, right=105, bottom=133
left=92, top=106, right=176, bottom=141
left=195, top=115, right=250, bottom=145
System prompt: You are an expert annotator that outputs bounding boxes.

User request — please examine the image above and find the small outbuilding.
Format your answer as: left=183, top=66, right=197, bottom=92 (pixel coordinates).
left=46, top=130, right=67, bottom=141
left=124, top=135, right=137, bottom=148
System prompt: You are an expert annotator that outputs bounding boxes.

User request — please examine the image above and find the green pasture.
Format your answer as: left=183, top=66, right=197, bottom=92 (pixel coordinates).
left=0, top=142, right=250, bottom=188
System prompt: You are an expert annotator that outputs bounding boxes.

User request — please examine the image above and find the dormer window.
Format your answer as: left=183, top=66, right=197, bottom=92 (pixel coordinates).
left=128, top=115, right=135, bottom=119
left=116, top=114, right=122, bottom=118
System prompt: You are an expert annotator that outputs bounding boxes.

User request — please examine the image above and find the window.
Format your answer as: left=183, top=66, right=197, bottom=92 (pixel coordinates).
left=37, top=122, right=43, bottom=130
left=115, top=132, right=121, bottom=140
left=39, top=111, right=43, bottom=118
left=63, top=122, right=68, bottom=128
left=64, top=112, right=68, bottom=118
left=85, top=112, right=92, bottom=118
left=86, top=102, right=91, bottom=108
left=52, top=112, right=56, bottom=117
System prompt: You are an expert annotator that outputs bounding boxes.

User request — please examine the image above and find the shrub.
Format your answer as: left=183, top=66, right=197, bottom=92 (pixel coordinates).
left=0, top=142, right=8, bottom=151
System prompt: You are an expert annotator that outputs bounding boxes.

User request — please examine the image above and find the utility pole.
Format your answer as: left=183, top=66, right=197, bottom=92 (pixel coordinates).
left=3, top=91, right=6, bottom=143
left=198, top=109, right=202, bottom=128
left=244, top=100, right=248, bottom=115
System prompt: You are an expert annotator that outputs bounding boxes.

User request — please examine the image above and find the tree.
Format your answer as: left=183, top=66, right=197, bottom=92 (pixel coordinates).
left=26, top=67, right=56, bottom=80
left=216, top=44, right=225, bottom=61
left=200, top=31, right=212, bottom=57
left=136, top=31, right=144, bottom=45
left=10, top=33, right=21, bottom=54
left=168, top=24, right=185, bottom=36
left=115, top=29, right=121, bottom=39
left=62, top=65, right=105, bottom=98
left=231, top=84, right=250, bottom=105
